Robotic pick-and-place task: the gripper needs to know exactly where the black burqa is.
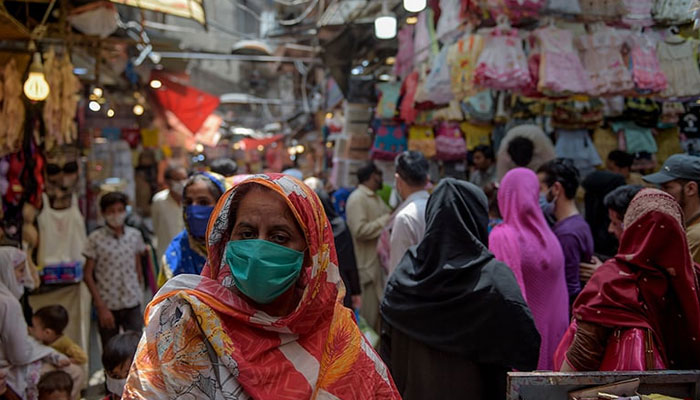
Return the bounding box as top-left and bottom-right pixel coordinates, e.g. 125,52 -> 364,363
380,179 -> 540,400
582,171 -> 626,258
316,189 -> 361,307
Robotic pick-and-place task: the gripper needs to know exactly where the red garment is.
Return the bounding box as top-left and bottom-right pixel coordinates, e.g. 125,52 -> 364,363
153,77 -> 220,134
400,71 -> 420,124
573,189 -> 700,368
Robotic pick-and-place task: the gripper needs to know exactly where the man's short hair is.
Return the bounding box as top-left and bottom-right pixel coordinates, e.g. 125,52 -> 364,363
209,158 -> 238,177
473,145 -> 495,161
537,158 -> 580,199
395,151 -> 429,187
608,150 -> 634,169
34,305 -> 69,335
99,191 -> 128,212
603,185 -> 644,217
356,162 -> 379,184
508,137 -> 534,167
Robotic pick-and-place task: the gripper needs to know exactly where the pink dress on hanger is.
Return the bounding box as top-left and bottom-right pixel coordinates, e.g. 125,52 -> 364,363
532,26 -> 591,95
576,26 -> 634,95
474,28 -> 531,90
628,33 -> 667,93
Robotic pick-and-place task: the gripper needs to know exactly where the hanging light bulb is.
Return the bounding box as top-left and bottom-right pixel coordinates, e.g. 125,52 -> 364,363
92,87 -> 104,98
375,0 -> 397,40
88,101 -> 101,112
403,0 -> 427,13
107,108 -> 115,118
133,104 -> 145,116
149,79 -> 162,89
23,47 -> 50,102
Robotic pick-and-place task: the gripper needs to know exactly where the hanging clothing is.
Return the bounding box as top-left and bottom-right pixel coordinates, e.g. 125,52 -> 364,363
610,121 -> 658,154
448,34 -> 485,99
653,0 -> 693,23
628,33 -> 668,92
546,0 -> 581,14
554,129 -> 603,178
563,189 -> 700,370
37,193 -> 87,268
474,28 -> 532,90
394,25 -> 415,79
657,35 -> 700,98
582,171 -> 627,258
532,26 -> 591,95
124,174 -> 400,399
381,179 -> 540,400
622,0 -> 654,26
576,26 -> 634,95
490,168 -> 569,370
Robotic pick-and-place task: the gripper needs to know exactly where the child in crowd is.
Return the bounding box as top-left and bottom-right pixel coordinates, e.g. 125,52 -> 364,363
37,371 -> 73,400
29,306 -> 87,365
101,331 -> 140,400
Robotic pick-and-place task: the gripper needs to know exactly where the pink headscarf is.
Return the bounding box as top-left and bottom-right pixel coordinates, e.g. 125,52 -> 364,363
489,168 -> 569,370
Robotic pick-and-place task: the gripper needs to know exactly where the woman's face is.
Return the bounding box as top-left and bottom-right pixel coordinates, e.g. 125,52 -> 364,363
14,262 -> 25,287
230,188 -> 306,252
185,181 -> 217,207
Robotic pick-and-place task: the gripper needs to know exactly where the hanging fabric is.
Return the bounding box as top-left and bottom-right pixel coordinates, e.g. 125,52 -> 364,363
375,82 -> 401,120
576,25 -> 634,96
394,26 -> 415,79
532,26 -> 591,96
657,35 -> 700,98
435,122 -> 467,161
370,120 -> 408,161
474,24 -> 532,90
448,33 -> 485,99
408,125 -> 437,158
423,45 -> 455,106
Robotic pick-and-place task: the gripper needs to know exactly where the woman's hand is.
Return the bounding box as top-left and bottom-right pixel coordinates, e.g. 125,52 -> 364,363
97,305 -> 116,330
580,256 -> 603,282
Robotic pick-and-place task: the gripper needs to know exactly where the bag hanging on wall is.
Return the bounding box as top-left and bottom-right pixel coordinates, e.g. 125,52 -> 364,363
370,121 -> 408,161
435,122 -> 467,161
408,125 -> 437,158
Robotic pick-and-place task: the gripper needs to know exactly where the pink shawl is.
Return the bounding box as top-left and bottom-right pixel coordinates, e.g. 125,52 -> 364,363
489,168 -> 569,370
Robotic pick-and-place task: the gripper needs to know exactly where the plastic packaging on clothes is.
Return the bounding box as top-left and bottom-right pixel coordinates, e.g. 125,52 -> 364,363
657,36 -> 700,99
423,45 -> 455,105
653,0 -> 693,23
394,26 -> 415,79
414,9 -> 439,66
576,26 -> 634,95
554,129 -> 603,178
532,26 -> 591,95
436,0 -> 463,41
474,28 -> 532,90
628,33 -> 667,92
435,122 -> 467,161
448,33 -> 485,99
408,125 -> 437,159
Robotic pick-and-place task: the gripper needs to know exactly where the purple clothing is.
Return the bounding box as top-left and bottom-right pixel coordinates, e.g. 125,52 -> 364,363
489,168 -> 569,370
553,214 -> 594,300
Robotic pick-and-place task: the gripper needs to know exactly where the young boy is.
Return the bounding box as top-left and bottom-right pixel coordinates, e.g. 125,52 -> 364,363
37,370 -> 73,400
102,331 -> 141,399
30,305 -> 87,365
83,192 -> 145,348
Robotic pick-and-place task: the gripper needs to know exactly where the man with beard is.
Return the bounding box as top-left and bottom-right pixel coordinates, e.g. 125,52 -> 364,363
644,154 -> 700,263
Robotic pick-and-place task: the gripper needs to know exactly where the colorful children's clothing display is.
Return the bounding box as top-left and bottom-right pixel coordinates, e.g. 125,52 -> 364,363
546,0 -> 581,15
578,0 -> 626,19
657,35 -> 700,98
532,26 -> 591,95
628,33 -> 668,93
653,0 -> 693,23
610,121 -> 658,154
576,25 -> 634,95
622,0 -> 654,26
448,33 -> 485,99
394,25 -> 415,79
474,28 -> 531,90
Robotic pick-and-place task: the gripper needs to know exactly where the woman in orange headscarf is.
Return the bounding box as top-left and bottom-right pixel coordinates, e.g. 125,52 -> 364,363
124,173 -> 399,399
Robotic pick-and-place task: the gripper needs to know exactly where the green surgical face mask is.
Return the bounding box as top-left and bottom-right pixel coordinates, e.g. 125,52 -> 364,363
225,239 -> 304,304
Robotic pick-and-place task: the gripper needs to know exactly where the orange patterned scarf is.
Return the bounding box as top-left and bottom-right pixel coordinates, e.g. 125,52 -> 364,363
124,174 -> 399,399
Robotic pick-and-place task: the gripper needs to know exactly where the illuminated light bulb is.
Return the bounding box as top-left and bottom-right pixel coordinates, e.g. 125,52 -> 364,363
406,16 -> 418,24
403,0 -> 427,13
133,104 -> 145,116
386,56 -> 396,65
92,87 -> 103,98
325,112 -> 333,119
257,145 -> 264,152
88,101 -> 101,112
107,109 -> 115,118
23,53 -> 50,101
375,14 -> 397,40
295,145 -> 305,153
149,79 -> 162,89
195,143 -> 204,153
326,142 -> 333,148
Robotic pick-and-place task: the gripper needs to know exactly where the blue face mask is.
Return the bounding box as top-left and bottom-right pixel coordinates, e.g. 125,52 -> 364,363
225,239 -> 304,304
539,192 -> 555,217
185,205 -> 214,238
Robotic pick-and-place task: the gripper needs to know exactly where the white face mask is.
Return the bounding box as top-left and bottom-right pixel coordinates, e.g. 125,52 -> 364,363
105,376 -> 126,396
105,212 -> 127,228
